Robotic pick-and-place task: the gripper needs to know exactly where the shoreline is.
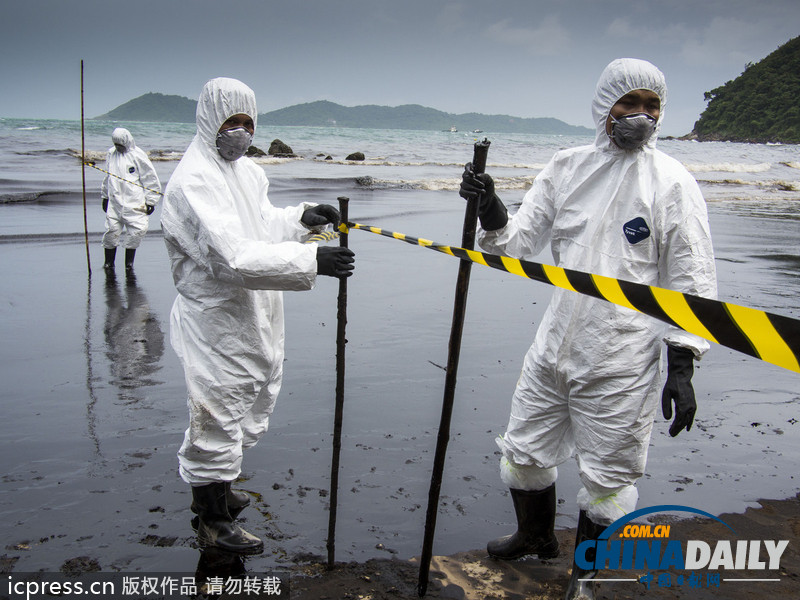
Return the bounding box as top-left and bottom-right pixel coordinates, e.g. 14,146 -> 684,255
288,493 -> 800,599
4,493 -> 799,598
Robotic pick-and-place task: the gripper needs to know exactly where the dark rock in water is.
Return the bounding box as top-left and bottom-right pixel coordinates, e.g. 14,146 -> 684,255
346,151 -> 365,161
325,155 -> 332,161
355,176 -> 374,187
268,139 -> 296,157
245,145 -> 266,157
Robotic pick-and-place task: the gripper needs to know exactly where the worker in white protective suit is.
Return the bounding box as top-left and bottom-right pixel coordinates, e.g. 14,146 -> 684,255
161,77 -> 354,554
460,59 -> 717,600
101,128 -> 162,273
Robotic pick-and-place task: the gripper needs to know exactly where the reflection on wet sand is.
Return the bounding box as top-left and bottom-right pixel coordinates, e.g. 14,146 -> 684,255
102,270 -> 164,400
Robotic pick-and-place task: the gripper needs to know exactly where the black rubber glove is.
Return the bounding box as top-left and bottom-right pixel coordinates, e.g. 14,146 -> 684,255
145,204 -> 155,215
102,198 -> 108,213
302,204 -> 341,228
458,163 -> 508,231
661,345 -> 696,437
316,246 -> 355,278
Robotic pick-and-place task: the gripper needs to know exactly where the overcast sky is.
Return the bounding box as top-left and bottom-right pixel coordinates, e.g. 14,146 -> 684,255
2,0 -> 797,136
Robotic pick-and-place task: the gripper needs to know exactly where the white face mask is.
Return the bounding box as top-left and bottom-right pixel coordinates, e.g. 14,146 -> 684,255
215,126 -> 253,161
608,112 -> 657,150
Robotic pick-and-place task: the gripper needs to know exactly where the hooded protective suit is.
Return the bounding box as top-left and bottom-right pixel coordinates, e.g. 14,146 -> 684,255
480,59 -> 717,524
161,77 -> 325,484
101,128 -> 161,249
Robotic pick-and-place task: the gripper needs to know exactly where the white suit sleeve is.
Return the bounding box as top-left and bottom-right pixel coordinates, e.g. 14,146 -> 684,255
478,160 -> 556,259
100,156 -> 110,200
163,182 -> 318,292
133,150 -> 162,207
657,176 -> 718,358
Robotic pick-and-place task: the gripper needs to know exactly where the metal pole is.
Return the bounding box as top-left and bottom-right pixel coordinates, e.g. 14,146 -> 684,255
417,140 -> 490,596
327,195 -> 350,569
80,60 -> 91,275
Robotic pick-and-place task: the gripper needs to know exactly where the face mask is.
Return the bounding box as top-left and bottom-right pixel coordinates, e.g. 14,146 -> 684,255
114,144 -> 126,153
216,126 -> 253,161
608,112 -> 657,150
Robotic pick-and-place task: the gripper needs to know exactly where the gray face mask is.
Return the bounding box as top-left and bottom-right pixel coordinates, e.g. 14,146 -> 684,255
609,112 -> 657,150
216,126 -> 253,161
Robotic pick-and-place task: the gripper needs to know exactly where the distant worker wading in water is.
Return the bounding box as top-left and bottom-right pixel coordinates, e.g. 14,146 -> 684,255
100,127 -> 162,274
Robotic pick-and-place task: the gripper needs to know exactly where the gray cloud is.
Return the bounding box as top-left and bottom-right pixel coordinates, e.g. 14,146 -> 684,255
1,0 -> 798,136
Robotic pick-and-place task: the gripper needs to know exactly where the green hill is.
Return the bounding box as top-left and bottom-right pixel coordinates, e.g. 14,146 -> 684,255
95,95 -> 592,136
95,92 -> 197,123
259,100 -> 592,135
692,36 -> 800,143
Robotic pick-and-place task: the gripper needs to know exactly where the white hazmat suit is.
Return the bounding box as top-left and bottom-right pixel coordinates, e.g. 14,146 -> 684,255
161,78 -> 326,484
101,128 -> 161,249
480,59 -> 717,524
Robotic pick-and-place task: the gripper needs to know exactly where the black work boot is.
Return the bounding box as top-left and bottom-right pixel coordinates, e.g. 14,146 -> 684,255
564,510 -> 606,600
487,485 -> 560,560
225,482 -> 252,519
103,248 -> 117,271
125,249 -> 136,271
191,482 -> 263,554
191,482 -> 251,520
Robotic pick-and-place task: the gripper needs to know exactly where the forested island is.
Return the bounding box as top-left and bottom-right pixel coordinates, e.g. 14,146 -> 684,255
692,35 -> 800,143
94,96 -> 592,136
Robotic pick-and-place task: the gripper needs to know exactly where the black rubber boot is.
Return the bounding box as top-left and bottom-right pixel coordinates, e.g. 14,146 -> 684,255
125,249 -> 136,271
564,510 -> 606,600
487,485 -> 560,560
191,482 -> 263,554
103,248 -> 117,271
191,482 -> 251,520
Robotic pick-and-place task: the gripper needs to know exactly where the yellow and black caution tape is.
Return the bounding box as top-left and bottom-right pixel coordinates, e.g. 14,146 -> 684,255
83,162 -> 164,197
305,230 -> 341,244
340,221 -> 800,374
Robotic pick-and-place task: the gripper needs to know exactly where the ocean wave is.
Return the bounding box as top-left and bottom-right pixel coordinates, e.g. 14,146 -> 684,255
781,161 -> 800,170
0,190 -> 68,204
354,174 -> 537,191
249,155 -> 304,165
52,144 -> 550,172
66,148 -> 107,162
18,148 -> 77,158
685,162 -> 772,174
148,150 -> 184,161
698,178 -> 798,192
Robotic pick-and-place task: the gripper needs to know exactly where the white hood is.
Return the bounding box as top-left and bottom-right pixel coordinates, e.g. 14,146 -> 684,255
111,127 -> 135,152
195,77 -> 258,152
591,58 -> 667,149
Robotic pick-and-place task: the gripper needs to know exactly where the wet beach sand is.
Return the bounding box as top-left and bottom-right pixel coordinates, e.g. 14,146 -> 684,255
1,188 -> 798,598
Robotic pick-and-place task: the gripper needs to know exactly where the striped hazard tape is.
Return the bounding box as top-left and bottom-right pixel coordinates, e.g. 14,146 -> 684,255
339,221 -> 800,374
305,230 -> 341,244
83,162 -> 164,197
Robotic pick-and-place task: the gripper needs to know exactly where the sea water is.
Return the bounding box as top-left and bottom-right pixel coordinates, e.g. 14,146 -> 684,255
0,117 -> 798,571
2,117 -> 799,213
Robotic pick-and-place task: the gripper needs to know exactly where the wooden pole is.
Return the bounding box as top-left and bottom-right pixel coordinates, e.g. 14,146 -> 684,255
417,140 -> 490,596
326,195 -> 350,569
80,60 -> 91,275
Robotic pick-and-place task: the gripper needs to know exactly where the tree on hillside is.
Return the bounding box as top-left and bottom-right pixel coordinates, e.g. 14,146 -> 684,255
692,36 -> 800,143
